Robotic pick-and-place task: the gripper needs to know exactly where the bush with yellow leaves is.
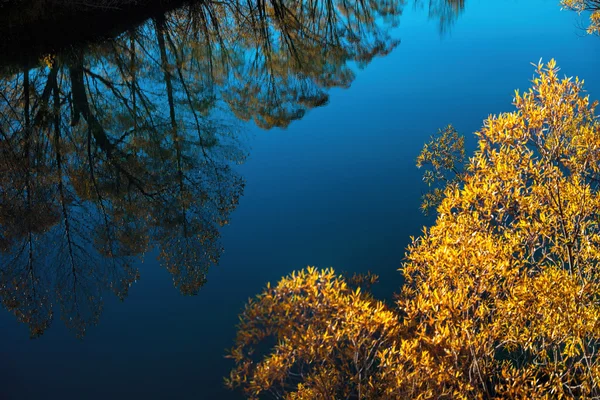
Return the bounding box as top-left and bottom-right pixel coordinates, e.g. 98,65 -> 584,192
227,60 -> 600,399
225,268 -> 404,399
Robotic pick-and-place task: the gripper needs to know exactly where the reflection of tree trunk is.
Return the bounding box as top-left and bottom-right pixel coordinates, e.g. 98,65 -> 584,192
23,67 -> 31,157
23,67 -> 31,202
87,122 -> 116,261
160,16 -> 226,207
34,65 -> 59,127
53,71 -> 79,296
68,49 -> 115,157
154,14 -> 177,129
22,67 -> 38,300
130,33 -> 137,131
155,14 -> 190,237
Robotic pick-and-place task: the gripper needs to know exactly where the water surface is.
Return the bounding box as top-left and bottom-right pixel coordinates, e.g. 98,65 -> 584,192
0,0 -> 599,398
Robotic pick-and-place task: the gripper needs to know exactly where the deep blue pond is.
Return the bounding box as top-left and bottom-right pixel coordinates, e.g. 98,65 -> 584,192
0,0 -> 599,398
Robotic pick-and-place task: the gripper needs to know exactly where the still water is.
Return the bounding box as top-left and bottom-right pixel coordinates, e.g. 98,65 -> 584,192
0,0 -> 599,398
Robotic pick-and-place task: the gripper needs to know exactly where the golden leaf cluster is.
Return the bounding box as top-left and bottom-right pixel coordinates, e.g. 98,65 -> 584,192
226,267 -> 403,399
227,60 -> 600,398
416,124 -> 465,214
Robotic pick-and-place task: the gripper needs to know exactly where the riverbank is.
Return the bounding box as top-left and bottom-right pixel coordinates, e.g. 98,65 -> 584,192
0,0 -> 188,68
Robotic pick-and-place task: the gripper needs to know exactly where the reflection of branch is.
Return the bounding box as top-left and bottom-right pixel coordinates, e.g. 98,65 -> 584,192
0,86 -> 22,124
82,67 -> 136,118
109,40 -> 160,129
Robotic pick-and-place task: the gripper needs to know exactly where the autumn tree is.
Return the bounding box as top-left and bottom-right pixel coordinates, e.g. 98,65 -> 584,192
401,59 -> 600,398
227,60 -> 600,398
226,267 -> 404,399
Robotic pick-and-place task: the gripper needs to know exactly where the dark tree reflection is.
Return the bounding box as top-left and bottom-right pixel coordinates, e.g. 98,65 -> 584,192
417,0 -> 465,34
0,0 -> 401,337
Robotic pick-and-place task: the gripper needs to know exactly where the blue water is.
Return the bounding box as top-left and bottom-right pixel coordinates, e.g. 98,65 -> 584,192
1,0 -> 599,399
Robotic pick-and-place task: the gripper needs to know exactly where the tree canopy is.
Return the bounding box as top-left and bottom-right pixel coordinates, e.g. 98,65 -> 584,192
227,60 -> 600,398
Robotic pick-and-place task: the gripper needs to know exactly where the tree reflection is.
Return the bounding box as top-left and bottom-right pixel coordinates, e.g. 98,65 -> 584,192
417,0 -> 465,34
0,0 -> 401,337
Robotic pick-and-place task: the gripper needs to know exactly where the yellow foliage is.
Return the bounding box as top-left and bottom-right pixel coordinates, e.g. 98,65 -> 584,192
225,267 -> 403,399
416,124 -> 466,214
403,59 -> 600,398
228,60 -> 600,398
